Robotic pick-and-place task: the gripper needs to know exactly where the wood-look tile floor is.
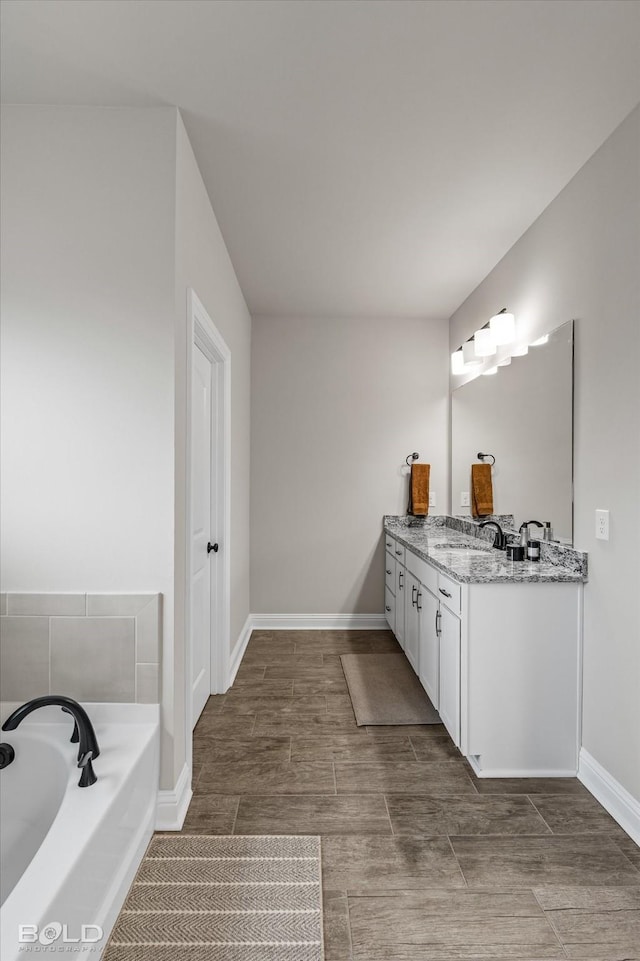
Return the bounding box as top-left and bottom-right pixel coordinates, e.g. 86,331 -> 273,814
183,630 -> 640,960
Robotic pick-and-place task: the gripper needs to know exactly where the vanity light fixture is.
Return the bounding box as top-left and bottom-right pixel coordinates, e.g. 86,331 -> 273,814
489,308 -> 516,345
482,366 -> 498,375
511,343 -> 529,357
473,326 -> 497,357
462,339 -> 483,367
451,348 -> 466,375
530,334 -> 549,346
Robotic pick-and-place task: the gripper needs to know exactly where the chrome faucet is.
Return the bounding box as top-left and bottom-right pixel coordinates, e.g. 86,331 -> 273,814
478,520 -> 507,550
2,695 -> 100,787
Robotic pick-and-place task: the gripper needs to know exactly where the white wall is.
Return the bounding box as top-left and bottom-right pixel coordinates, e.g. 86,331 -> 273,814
251,316 -> 449,615
449,106 -> 640,802
0,106 -> 176,595
0,104 -> 178,784
172,114 -> 252,784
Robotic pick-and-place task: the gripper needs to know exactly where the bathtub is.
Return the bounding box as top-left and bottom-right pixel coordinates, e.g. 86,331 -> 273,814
0,702 -> 159,961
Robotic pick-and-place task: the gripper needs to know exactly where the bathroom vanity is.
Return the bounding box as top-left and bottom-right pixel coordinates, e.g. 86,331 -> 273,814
384,516 -> 587,778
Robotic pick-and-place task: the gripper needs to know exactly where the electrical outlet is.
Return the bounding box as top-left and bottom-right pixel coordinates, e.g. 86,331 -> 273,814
460,492 -> 470,507
429,492 -> 436,507
595,509 -> 609,541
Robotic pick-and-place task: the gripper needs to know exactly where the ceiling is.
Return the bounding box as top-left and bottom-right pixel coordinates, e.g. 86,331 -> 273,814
2,0 -> 639,319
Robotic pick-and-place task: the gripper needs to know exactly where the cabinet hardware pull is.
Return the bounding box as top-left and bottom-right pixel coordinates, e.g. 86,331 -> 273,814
436,610 -> 441,636
398,572 -> 403,588
417,591 -> 422,612
386,569 -> 392,575
439,587 -> 452,598
395,549 -> 402,556
385,606 -> 391,612
411,585 -> 417,606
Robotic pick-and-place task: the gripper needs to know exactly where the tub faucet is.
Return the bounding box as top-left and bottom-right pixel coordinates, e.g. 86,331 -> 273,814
478,520 -> 507,550
2,695 -> 100,787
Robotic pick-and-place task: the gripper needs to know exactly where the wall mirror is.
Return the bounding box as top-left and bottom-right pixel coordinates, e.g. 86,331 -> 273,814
451,320 -> 574,544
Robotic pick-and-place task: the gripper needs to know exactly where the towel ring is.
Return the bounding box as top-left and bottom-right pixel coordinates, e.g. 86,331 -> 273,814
405,452 -> 420,467
477,452 -> 496,466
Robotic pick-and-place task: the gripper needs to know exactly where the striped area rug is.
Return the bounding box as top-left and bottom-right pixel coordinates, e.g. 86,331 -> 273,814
103,835 -> 324,961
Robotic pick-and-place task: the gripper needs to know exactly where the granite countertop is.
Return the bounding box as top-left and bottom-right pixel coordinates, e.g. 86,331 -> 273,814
384,515 -> 587,585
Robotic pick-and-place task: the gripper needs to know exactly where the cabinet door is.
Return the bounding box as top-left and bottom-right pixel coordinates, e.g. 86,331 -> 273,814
418,588 -> 439,709
384,586 -> 395,634
439,604 -> 461,747
404,573 -> 419,673
395,564 -> 406,650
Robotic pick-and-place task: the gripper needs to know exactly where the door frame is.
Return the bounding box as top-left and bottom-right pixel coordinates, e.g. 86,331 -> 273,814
185,289 -> 231,753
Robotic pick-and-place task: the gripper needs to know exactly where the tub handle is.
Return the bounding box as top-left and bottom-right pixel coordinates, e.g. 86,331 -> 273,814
78,750 -> 98,788
0,742 -> 15,769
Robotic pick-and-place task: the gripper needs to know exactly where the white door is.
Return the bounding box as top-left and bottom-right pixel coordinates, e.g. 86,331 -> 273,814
404,574 -> 419,674
419,587 -> 440,709
190,343 -> 216,726
395,563 -> 406,650
439,604 -> 461,746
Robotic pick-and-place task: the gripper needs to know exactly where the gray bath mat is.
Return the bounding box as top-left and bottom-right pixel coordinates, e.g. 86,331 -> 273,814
104,835 -> 323,961
341,652 -> 441,726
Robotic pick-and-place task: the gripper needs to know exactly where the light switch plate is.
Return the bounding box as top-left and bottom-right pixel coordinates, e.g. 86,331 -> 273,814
595,509 -> 609,541
429,492 -> 436,507
460,492 -> 470,507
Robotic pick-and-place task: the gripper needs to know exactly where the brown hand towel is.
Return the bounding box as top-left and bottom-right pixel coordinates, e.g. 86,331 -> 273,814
471,462 -> 494,517
408,463 -> 430,516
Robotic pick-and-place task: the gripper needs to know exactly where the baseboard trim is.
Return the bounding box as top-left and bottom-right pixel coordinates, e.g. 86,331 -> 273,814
578,748 -> 640,845
251,613 -> 388,630
228,613 -> 254,687
468,755 -> 577,779
155,762 -> 192,832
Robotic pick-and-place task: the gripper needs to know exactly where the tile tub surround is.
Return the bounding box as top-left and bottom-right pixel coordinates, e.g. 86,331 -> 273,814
180,629 -> 640,961
384,514 -> 588,582
0,593 -> 161,703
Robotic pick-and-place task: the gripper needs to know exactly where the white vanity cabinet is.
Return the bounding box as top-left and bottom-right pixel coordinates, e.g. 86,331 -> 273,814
384,531 -> 583,777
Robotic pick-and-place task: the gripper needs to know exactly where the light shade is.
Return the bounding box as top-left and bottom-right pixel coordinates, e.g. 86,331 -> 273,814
451,349 -> 465,375
482,366 -> 498,376
473,327 -> 497,357
462,340 -> 482,367
530,334 -> 549,346
511,343 -> 529,357
497,356 -> 512,367
490,310 -> 516,345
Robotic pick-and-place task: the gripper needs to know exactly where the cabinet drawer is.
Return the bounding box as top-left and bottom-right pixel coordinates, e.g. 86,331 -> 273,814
406,549 -> 437,594
385,554 -> 396,593
384,534 -> 396,554
392,541 -> 406,565
384,586 -> 395,633
437,572 -> 462,615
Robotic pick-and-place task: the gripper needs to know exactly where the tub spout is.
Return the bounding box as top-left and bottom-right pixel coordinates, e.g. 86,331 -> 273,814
2,696 -> 100,787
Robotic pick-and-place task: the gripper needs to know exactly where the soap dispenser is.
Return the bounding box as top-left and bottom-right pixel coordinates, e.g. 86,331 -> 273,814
543,522 -> 553,542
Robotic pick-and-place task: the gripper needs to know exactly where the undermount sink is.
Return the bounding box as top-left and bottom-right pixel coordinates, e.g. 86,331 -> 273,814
433,542 -> 492,555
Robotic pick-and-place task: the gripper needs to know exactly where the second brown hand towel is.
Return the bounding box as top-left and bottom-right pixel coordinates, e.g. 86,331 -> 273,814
408,463 -> 430,516
471,462 -> 494,517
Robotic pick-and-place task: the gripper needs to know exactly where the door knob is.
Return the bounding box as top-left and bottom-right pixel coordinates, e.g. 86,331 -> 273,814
207,542 -> 219,554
